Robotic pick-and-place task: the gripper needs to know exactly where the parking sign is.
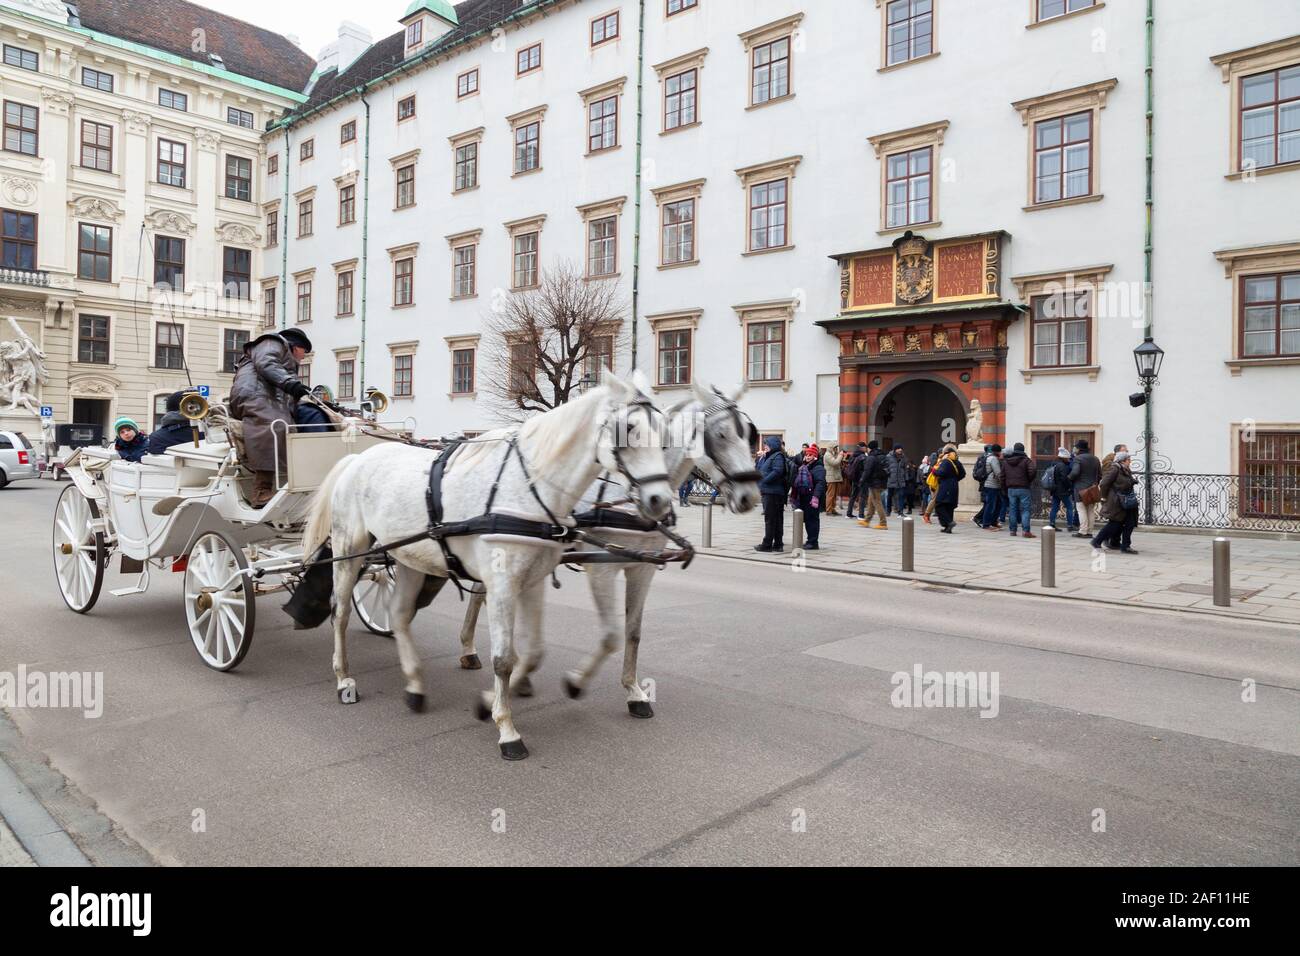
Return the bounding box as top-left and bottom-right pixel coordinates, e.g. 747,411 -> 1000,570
40,405 -> 53,418
196,385 -> 210,398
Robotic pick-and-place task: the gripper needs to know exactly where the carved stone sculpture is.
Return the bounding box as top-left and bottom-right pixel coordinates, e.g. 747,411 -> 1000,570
0,316 -> 47,415
965,398 -> 983,445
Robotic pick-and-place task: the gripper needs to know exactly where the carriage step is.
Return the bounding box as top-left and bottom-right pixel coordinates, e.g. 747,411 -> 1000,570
109,569 -> 151,597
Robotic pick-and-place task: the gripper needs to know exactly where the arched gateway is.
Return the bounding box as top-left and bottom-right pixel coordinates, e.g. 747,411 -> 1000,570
817,230 -> 1021,453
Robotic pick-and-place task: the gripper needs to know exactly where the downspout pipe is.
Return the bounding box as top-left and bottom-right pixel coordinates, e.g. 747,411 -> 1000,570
1143,0 -> 1155,522
280,126 -> 291,329
360,94 -> 372,393
630,0 -> 646,371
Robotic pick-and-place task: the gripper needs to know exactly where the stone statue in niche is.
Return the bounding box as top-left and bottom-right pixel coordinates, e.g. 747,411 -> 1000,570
0,316 -> 47,415
965,399 -> 983,445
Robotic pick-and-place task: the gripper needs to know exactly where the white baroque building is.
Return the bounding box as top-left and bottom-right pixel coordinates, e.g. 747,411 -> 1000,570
0,0 -> 311,435
267,0 -> 1298,491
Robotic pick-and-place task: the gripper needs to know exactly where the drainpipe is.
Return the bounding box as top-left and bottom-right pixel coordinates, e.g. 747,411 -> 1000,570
280,127 -> 291,329
360,93 -> 372,392
630,0 -> 646,371
1143,0 -> 1155,518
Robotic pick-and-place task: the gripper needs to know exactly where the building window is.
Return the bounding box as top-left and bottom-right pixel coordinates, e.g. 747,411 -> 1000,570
267,210 -> 279,247
513,233 -> 539,289
1034,111 -> 1092,203
3,45 -> 38,71
517,43 -> 542,76
398,95 -> 416,121
3,101 -> 38,156
658,328 -> 691,386
508,341 -> 535,399
885,147 -> 932,228
268,154 -> 279,176
405,20 -> 422,51
297,280 -> 313,322
338,358 -> 355,399
664,69 -> 697,130
263,287 -> 276,327
458,68 -> 479,98
82,67 -> 113,93
587,217 -> 617,277
227,106 -> 254,129
667,0 -> 698,14
661,198 -> 696,265
222,247 -> 251,300
1,209 -> 36,270
455,142 -> 478,191
153,236 -> 185,291
1241,432 -> 1300,519
295,362 -> 311,388
80,120 -> 113,172
300,138 -> 315,161
749,179 -> 788,251
225,155 -> 253,201
298,198 -> 314,236
1241,272 -> 1300,357
78,315 -> 110,364
337,270 -> 355,316
395,165 -> 415,208
746,321 -> 784,381
885,0 -> 934,67
1031,291 -> 1091,367
588,95 -> 618,152
339,183 -> 356,224
452,348 -> 475,394
592,11 -> 619,46
453,244 -> 476,297
394,258 -> 414,306
77,224 -> 112,282
393,354 -> 413,397
514,121 -> 540,173
159,89 -> 187,111
1036,0 -> 1097,22
1241,66 -> 1300,171
157,139 -> 186,187
751,37 -> 790,106
155,322 -> 184,369
340,120 -> 357,143
584,335 -> 613,379
222,328 -> 250,373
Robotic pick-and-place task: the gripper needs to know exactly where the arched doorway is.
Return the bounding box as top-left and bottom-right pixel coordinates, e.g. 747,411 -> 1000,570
872,377 -> 965,459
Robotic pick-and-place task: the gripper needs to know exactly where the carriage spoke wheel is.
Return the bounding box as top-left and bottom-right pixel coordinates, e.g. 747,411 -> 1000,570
184,531 -> 256,672
353,562 -> 396,638
52,484 -> 106,614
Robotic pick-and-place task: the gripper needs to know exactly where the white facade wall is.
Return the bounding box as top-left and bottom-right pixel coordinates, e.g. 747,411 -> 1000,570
268,0 -> 1300,473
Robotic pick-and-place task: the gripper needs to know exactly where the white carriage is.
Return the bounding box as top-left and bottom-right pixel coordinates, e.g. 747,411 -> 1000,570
52,412 -> 402,671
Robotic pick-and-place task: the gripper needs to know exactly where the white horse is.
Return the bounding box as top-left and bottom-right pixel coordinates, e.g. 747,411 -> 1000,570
460,383 -> 761,717
301,374 -> 673,760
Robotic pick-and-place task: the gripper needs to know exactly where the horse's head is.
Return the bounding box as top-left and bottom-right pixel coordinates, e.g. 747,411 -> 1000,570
595,370 -> 674,522
683,383 -> 760,514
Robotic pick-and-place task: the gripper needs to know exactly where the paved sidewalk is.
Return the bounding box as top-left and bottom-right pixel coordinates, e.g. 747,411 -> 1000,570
689,504 -> 1300,625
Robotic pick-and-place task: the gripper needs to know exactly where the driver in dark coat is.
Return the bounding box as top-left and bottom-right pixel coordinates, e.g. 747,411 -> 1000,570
228,327 -> 312,506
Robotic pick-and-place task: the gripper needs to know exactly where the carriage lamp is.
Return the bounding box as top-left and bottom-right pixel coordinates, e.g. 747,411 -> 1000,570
1133,337 -> 1164,385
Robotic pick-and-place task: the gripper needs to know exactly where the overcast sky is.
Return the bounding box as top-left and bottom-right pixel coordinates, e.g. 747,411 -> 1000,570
204,0 -> 406,62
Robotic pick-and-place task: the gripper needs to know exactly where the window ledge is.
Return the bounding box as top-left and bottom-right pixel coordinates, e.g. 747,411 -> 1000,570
513,166 -> 544,179
585,272 -> 621,282
1023,193 -> 1103,212
1027,2 -> 1105,29
450,293 -> 479,302
746,378 -> 793,391
1225,161 -> 1300,181
393,205 -> 417,212
1226,356 -> 1300,375
658,259 -> 700,271
743,245 -> 794,258
746,93 -> 795,112
70,362 -> 116,370
661,122 -> 701,136
652,382 -> 691,392
336,313 -> 355,319
586,145 -> 623,157
449,391 -> 477,399
453,185 -> 481,195
1021,364 -> 1100,383
878,220 -> 942,236
392,303 -> 416,310
878,51 -> 940,74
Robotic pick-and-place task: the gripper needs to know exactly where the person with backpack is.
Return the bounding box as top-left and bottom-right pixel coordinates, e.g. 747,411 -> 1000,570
971,444 -> 991,526
980,444 -> 1004,530
857,440 -> 891,530
844,442 -> 868,519
789,444 -> 827,550
1069,439 -> 1103,539
884,446 -> 908,516
755,436 -> 789,552
1044,447 -> 1078,532
1090,450 -> 1140,554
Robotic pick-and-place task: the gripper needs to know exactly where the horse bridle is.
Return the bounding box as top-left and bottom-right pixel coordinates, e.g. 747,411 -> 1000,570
698,389 -> 762,490
602,398 -> 672,494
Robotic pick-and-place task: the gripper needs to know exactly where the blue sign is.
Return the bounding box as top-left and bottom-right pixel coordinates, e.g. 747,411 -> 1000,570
196,385 -> 210,398
40,405 -> 53,418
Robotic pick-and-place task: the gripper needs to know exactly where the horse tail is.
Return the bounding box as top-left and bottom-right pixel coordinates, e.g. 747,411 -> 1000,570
302,454 -> 355,558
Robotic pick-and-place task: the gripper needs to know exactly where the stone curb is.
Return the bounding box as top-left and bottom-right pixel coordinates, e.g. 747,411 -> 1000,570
0,753 -> 92,867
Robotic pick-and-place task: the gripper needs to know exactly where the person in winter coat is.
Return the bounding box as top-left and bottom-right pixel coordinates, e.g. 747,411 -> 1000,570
933,446 -> 966,532
972,444 -> 992,526
1069,439 -> 1103,539
916,455 -> 933,515
1090,450 -> 1140,553
147,390 -> 205,455
755,435 -> 788,552
823,444 -> 844,515
980,445 -> 1003,530
228,327 -> 313,506
844,442 -> 868,518
884,446 -> 908,516
112,417 -> 148,462
1000,442 -> 1038,538
857,440 -> 891,530
789,444 -> 828,550
1045,447 -> 1078,531
903,458 -> 919,514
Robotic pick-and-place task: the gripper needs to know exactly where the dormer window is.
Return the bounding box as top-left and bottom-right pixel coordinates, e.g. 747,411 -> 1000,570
405,21 -> 423,53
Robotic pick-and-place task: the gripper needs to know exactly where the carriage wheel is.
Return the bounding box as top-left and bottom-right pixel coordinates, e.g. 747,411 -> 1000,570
353,562 -> 396,638
184,531 -> 256,672
52,483 -> 105,614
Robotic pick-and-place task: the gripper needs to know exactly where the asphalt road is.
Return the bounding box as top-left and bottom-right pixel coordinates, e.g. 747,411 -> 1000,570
1,479 -> 1297,865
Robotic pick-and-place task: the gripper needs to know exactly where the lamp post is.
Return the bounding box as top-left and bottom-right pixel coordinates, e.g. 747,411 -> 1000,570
576,371 -> 597,396
1131,336 -> 1165,524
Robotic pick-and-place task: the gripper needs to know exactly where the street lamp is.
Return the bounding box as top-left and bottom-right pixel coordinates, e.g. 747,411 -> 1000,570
1130,336 -> 1164,524
1133,336 -> 1164,383
576,371 -> 597,395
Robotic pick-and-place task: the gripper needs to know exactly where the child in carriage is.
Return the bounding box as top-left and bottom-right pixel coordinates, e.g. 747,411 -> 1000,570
112,417 -> 149,463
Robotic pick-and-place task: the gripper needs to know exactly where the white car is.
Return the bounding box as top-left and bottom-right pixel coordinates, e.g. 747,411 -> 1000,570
0,430 -> 37,488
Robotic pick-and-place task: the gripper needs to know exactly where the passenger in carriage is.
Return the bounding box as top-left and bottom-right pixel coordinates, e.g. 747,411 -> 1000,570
294,385 -> 335,434
146,390 -> 206,454
112,417 -> 149,463
227,327 -> 313,508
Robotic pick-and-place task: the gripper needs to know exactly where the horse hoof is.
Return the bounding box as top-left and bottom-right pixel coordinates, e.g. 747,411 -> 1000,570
562,674 -> 584,699
405,691 -> 425,713
459,654 -> 482,670
627,700 -> 654,719
499,739 -> 529,761
474,694 -> 492,721
514,675 -> 534,698
337,682 -> 359,705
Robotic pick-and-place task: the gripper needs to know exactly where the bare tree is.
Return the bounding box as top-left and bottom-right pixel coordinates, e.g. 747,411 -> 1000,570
480,259 -> 629,422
